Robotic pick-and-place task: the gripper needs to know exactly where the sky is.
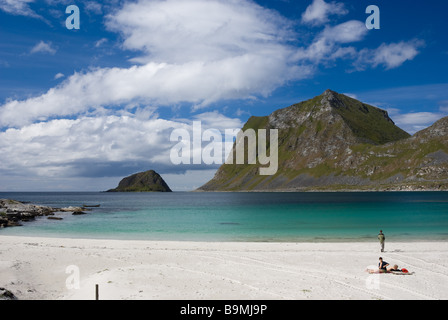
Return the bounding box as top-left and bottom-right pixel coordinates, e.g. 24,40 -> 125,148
0,0 -> 447,191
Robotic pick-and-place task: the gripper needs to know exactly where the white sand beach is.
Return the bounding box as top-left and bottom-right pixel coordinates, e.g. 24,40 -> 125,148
1,235 -> 447,300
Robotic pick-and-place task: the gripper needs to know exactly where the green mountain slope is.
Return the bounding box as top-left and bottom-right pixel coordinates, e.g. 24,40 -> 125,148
199,90 -> 448,191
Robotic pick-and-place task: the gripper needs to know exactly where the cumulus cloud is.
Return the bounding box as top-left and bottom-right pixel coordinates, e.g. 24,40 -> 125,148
301,0 -> 347,26
372,41 -> 424,69
321,20 -> 368,44
30,40 -> 57,55
0,0 -> 425,128
0,58 -> 311,127
107,0 -> 293,63
295,21 -> 423,72
294,20 -> 366,64
0,111 -> 243,180
0,0 -> 311,128
384,106 -> 447,134
393,111 -> 447,134
355,40 -> 424,70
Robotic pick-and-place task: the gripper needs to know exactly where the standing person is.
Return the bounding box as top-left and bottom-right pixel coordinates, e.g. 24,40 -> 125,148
378,230 -> 385,252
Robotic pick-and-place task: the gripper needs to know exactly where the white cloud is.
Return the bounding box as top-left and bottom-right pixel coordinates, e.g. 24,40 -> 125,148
294,20 -> 366,64
0,0 -> 425,129
30,41 -> 57,55
397,112 -> 443,126
0,0 -> 311,128
54,72 -> 64,80
321,20 -> 368,43
162,169 -> 218,191
0,57 -> 312,127
390,111 -> 447,134
0,0 -> 40,18
94,38 -> 108,48
355,40 -> 424,70
235,108 -> 251,117
301,0 -> 347,26
0,112 -> 243,181
106,0 -> 293,64
84,1 -> 102,14
295,19 -> 423,73
371,40 -> 424,69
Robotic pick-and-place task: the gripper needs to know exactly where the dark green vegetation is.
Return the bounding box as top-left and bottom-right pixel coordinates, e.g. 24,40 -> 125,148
199,90 -> 448,191
107,170 -> 172,192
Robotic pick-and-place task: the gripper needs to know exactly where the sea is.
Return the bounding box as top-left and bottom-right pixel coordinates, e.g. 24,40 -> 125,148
1,192 -> 447,242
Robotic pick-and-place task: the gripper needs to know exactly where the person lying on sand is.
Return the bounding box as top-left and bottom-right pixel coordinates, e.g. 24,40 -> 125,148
366,259 -> 411,274
388,264 -> 400,272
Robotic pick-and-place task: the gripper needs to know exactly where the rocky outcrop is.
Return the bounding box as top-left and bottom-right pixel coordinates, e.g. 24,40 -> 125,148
0,287 -> 17,300
0,199 -> 93,228
107,170 -> 172,192
199,90 -> 448,191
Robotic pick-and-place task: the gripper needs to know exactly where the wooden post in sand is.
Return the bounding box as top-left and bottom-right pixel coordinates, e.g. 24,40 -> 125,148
95,284 -> 99,300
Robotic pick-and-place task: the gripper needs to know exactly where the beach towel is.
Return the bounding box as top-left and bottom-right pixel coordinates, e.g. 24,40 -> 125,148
390,268 -> 414,275
366,267 -> 414,275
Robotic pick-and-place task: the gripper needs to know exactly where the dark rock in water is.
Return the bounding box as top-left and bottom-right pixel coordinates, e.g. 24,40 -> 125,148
0,217 -> 9,228
107,170 -> 172,192
72,211 -> 87,215
0,287 -> 17,300
48,216 -> 63,220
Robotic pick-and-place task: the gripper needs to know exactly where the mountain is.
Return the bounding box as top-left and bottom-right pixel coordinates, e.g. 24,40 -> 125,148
199,90 -> 448,191
107,170 -> 172,192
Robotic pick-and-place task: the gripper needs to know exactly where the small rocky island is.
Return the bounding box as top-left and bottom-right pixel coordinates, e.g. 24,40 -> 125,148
106,170 -> 172,192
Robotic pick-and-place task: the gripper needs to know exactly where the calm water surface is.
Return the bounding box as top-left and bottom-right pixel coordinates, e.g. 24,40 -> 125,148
1,192 -> 447,242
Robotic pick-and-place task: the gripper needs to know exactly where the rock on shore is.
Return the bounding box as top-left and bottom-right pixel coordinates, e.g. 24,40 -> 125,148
0,199 -> 89,228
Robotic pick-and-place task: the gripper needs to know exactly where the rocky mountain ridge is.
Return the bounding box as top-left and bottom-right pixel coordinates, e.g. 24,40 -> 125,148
199,90 -> 448,191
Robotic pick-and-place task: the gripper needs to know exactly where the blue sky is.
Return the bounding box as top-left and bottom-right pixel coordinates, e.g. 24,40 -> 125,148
0,0 -> 447,191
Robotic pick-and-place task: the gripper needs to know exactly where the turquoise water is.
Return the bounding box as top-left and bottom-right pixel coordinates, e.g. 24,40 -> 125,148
1,192 -> 447,242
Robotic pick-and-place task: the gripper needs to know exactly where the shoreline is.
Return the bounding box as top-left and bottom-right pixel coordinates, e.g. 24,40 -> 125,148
1,235 -> 448,300
193,188 -> 448,193
2,231 -> 448,243
2,190 -> 448,193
